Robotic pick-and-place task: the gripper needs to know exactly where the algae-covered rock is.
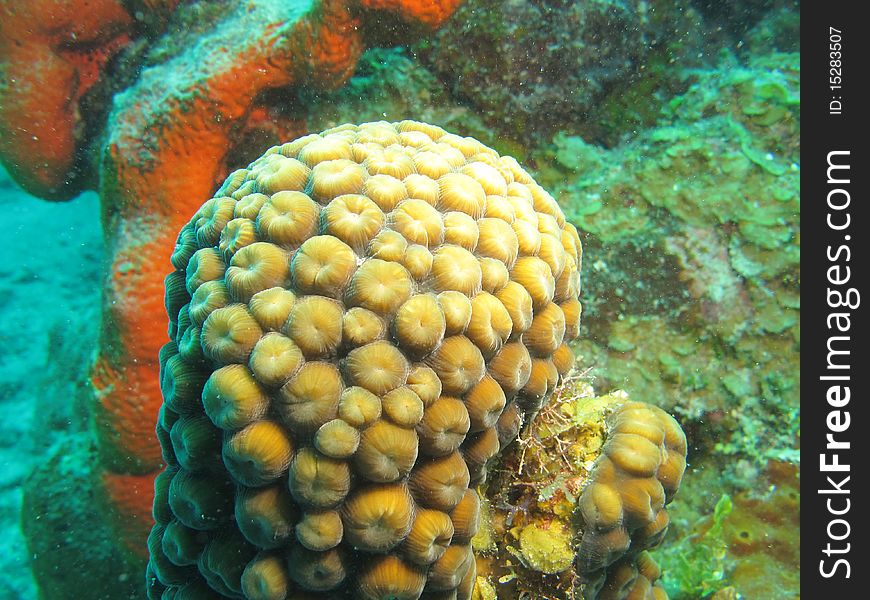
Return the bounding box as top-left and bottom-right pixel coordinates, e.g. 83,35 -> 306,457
419,0 -> 706,143
543,53 -> 799,461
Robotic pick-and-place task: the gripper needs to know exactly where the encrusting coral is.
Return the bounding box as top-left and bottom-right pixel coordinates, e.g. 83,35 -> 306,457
148,121 -> 686,600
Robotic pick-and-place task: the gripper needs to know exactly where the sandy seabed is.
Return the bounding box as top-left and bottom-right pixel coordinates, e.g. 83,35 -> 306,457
0,168 -> 104,598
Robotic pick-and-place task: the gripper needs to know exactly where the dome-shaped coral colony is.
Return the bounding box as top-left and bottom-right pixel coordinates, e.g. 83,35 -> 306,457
149,119 -> 587,599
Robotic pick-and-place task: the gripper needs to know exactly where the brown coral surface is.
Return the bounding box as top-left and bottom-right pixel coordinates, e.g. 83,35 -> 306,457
148,121 -> 584,599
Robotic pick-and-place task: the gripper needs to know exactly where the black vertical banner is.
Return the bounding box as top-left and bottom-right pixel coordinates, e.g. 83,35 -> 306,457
804,3 -> 869,596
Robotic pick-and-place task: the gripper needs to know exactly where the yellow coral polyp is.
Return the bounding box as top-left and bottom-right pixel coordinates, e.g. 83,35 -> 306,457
402,244 -> 434,280
200,304 -> 263,365
185,247 -> 226,295
225,242 -> 290,303
412,150 -> 453,180
479,257 -> 511,294
427,543 -> 475,591
284,295 -> 344,358
277,361 -> 343,435
346,258 -> 413,315
405,364 -> 442,407
461,428 -> 500,480
438,290 -> 473,336
248,332 -> 303,388
466,292 -> 513,358
364,145 -> 416,179
426,335 -> 486,396
483,194 -> 517,223
364,174 -> 408,212
358,122 -> 400,146
487,341 -> 532,396
443,211 -> 480,251
202,364 -> 269,430
401,508 -> 454,565
356,555 -> 426,600
321,193 -> 385,253
437,173 -> 486,219
310,158 -> 368,202
538,233 -> 567,280
345,340 -> 409,395
314,418 -> 361,459
235,484 -> 297,549
393,293 -> 447,357
338,386 -> 382,428
354,420 -> 419,483
297,136 -> 353,166
290,235 -> 357,298
287,447 -> 351,509
248,286 -> 296,331
257,156 -> 311,197
511,256 -> 555,310
450,489 -> 481,543
416,395 -> 470,457
219,217 -> 258,261
398,130 -> 434,148
577,401 -> 688,597
403,173 -> 440,205
464,374 -> 507,432
256,190 -> 320,249
194,197 -> 235,247
552,342 -> 576,377
342,306 -> 386,348
432,245 -> 483,296
429,142 -> 466,168
222,420 -> 294,486
369,228 -> 409,262
189,280 -> 230,327
382,387 -> 425,428
461,161 -> 508,196
512,219 -> 543,257
234,192 -> 269,221
409,452 -> 470,511
240,552 -> 290,600
389,198 -> 445,247
342,484 -> 415,552
295,509 -> 344,551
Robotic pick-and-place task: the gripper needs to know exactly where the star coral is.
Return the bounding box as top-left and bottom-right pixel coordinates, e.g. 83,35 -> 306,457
146,123 -> 689,599
149,120 -> 586,598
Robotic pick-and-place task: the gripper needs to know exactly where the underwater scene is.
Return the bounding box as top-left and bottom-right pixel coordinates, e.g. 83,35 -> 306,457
0,1 -> 799,598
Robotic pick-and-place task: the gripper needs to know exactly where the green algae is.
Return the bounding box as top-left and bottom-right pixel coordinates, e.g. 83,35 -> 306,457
658,494 -> 733,598
540,52 -> 801,482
